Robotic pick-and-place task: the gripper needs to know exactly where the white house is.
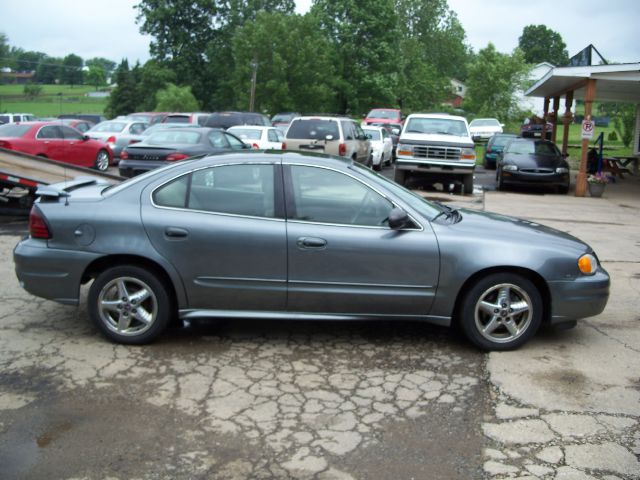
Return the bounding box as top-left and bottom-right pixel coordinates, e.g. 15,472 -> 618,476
516,62 -> 555,115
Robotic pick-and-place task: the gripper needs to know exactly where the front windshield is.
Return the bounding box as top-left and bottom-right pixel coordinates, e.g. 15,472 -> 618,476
368,109 -> 398,119
470,119 -> 500,127
351,163 -> 442,220
405,117 -> 468,136
229,128 -> 261,140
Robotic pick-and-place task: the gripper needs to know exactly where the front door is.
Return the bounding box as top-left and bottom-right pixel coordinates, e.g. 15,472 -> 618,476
285,164 -> 439,316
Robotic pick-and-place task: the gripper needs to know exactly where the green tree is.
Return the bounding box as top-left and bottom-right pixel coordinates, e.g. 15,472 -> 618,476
230,11 -> 337,113
85,57 -> 116,78
86,65 -> 107,90
0,33 -> 10,68
464,44 -> 530,121
16,50 -> 46,71
136,60 -> 177,111
61,54 -> 84,85
155,82 -> 199,111
311,0 -> 400,114
35,56 -> 62,83
518,25 -> 569,66
105,59 -> 139,117
23,82 -> 42,99
611,104 -> 636,148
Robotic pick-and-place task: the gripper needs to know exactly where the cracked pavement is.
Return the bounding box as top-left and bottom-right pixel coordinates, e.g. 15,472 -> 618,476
1,181 -> 639,479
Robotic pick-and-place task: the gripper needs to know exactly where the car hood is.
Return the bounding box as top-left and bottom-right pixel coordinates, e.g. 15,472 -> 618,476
400,132 -> 473,146
503,154 -> 566,168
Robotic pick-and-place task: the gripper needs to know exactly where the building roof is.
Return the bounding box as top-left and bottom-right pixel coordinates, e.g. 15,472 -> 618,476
525,63 -> 640,102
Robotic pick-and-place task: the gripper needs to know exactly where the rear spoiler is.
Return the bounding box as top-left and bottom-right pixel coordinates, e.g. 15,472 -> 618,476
36,176 -> 112,199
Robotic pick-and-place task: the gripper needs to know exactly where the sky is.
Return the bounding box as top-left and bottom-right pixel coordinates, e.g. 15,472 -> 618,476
2,0 -> 639,66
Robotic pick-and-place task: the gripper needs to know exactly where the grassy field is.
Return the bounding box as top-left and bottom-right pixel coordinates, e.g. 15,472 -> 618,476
0,84 -> 107,117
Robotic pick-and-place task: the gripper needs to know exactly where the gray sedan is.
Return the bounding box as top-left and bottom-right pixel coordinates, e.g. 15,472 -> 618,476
13,152 -> 610,350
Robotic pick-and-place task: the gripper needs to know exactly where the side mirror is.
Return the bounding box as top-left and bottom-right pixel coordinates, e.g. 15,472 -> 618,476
388,207 -> 411,230
242,143 -> 252,149
391,128 -> 400,135
83,135 -> 90,141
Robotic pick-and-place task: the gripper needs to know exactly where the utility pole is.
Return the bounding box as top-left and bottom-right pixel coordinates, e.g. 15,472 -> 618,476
249,59 -> 258,112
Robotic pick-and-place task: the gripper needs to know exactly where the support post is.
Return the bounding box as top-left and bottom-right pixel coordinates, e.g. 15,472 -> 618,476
561,91 -> 574,156
575,79 -> 597,197
551,96 -> 560,143
541,98 -> 550,139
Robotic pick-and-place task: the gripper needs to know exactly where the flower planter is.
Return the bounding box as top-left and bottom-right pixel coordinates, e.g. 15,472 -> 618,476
588,182 -> 606,198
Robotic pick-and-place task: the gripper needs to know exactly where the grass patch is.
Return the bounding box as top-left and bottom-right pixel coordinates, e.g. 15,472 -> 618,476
0,84 -> 107,117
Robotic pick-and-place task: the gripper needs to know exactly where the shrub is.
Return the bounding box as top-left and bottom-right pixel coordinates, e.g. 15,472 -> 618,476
607,131 -> 618,142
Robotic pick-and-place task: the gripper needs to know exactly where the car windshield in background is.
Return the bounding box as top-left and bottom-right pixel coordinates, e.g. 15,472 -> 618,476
93,122 -> 127,133
230,128 -> 261,140
287,119 -> 340,139
363,129 -> 381,140
147,131 -> 201,145
368,109 -> 397,119
0,124 -> 30,137
507,141 -> 558,156
405,118 -> 467,136
470,119 -> 500,127
272,114 -> 295,123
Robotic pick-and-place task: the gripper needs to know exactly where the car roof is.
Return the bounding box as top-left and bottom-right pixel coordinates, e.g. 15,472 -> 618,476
406,113 -> 467,121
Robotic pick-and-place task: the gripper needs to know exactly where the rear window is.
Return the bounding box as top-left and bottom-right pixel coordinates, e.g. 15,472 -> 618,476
147,131 -> 201,145
164,115 -> 190,124
286,119 -> 339,140
206,113 -> 243,129
93,121 -> 126,133
367,109 -> 399,120
229,128 -> 261,140
0,124 -> 31,137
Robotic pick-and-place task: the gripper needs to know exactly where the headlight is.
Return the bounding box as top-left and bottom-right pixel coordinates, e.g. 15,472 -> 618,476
503,164 -> 518,171
397,144 -> 413,156
578,253 -> 598,275
461,147 -> 476,160
556,167 -> 569,174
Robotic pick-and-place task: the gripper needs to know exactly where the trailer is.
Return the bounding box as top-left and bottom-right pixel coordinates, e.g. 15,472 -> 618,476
0,147 -> 123,214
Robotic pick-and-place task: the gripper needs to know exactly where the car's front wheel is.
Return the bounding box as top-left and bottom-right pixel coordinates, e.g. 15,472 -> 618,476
94,149 -> 110,171
462,174 -> 474,194
459,273 -> 543,350
88,265 -> 173,344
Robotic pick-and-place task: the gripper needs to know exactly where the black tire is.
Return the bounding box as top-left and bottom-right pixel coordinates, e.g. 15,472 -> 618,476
462,174 -> 474,194
458,273 -> 543,351
373,161 -> 382,171
557,183 -> 569,194
94,149 -> 110,172
88,265 -> 173,344
496,168 -> 505,191
394,168 -> 407,186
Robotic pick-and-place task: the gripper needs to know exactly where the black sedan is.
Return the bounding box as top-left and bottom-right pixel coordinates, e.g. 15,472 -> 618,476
118,127 -> 251,177
497,138 -> 571,194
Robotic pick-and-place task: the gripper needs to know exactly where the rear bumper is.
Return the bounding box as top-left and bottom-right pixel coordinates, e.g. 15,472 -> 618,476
548,268 -> 610,324
14,239 -> 101,305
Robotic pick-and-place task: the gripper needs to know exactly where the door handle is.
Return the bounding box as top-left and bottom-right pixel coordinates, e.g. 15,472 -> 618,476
165,227 -> 189,238
297,237 -> 327,249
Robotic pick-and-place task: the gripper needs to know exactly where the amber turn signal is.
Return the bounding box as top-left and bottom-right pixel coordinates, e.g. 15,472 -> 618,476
578,254 -> 597,275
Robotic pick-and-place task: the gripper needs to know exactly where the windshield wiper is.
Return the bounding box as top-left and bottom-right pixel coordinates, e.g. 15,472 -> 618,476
432,201 -> 461,222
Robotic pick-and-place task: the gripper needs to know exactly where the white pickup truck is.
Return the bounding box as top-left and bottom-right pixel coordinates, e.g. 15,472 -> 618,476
394,113 -> 476,194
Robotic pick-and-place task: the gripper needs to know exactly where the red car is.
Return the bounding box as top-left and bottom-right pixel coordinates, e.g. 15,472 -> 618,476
364,108 -> 403,126
0,121 -> 113,171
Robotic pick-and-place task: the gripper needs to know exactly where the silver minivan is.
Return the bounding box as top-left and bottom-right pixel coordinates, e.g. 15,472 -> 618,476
0,113 -> 36,124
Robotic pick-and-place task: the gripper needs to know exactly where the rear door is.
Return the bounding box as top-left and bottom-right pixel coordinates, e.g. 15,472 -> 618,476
35,125 -> 65,160
284,164 -> 439,316
141,160 -> 287,311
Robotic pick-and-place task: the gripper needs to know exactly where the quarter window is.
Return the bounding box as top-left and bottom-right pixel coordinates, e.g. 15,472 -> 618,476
289,166 -> 393,227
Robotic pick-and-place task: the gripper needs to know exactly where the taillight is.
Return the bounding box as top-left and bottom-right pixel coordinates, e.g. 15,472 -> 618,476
29,207 -> 51,239
252,143 -> 259,149
106,136 -> 116,147
120,150 -> 129,160
339,143 -> 346,156
166,153 -> 190,162
282,142 -> 287,150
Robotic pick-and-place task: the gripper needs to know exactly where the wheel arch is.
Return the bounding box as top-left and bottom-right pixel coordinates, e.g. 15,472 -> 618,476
452,266 -> 551,325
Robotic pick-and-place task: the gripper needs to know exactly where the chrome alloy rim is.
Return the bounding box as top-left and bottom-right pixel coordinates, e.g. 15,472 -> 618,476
96,151 -> 110,171
474,283 -> 533,344
97,277 -> 157,336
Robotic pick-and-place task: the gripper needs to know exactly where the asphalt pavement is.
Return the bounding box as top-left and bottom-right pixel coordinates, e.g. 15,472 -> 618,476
0,165 -> 638,479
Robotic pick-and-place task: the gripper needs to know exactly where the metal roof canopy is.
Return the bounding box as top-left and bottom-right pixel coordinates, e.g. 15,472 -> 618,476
525,63 -> 640,102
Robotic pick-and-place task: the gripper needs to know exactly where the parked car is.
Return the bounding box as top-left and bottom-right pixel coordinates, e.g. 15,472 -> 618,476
0,113 -> 36,124
0,121 -> 112,170
15,151 -> 610,350
227,126 -> 284,149
126,112 -> 170,125
496,138 -> 570,193
161,113 -> 211,126
284,115 -> 372,165
58,114 -> 106,125
58,118 -> 95,133
86,120 -> 150,159
271,112 -> 301,132
364,108 -> 403,126
205,111 -> 271,129
483,133 -> 518,169
362,125 -> 393,170
367,122 -> 401,160
395,113 -> 476,193
520,116 -> 553,139
118,127 -> 250,177
469,118 -> 503,142
114,123 -> 202,154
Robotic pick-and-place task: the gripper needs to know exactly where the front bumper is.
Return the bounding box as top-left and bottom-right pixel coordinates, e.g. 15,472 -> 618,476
501,170 -> 569,187
14,239 -> 101,306
396,157 -> 476,175
548,268 -> 610,324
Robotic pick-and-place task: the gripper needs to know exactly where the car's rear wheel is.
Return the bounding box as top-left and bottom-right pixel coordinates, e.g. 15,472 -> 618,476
94,149 -> 110,171
459,273 -> 542,351
88,265 -> 172,344
394,168 -> 407,186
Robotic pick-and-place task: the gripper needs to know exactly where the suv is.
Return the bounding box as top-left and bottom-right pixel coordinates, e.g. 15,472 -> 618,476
204,111 -> 271,129
395,113 -> 476,193
284,115 -> 372,165
0,113 -> 36,124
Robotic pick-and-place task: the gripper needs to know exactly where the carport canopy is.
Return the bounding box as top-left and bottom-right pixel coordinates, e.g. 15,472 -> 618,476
525,63 -> 640,196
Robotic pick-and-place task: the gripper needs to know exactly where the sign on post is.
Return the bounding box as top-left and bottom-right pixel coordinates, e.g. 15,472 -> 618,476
581,119 -> 595,139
